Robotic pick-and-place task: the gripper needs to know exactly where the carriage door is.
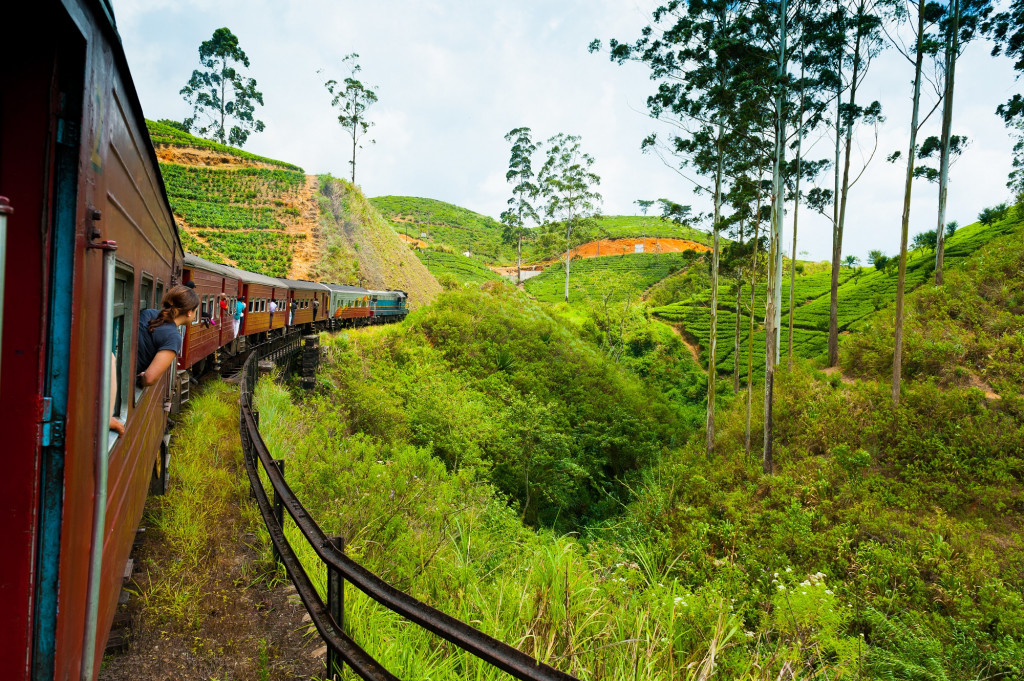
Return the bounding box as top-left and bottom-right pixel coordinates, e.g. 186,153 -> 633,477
33,19 -> 86,681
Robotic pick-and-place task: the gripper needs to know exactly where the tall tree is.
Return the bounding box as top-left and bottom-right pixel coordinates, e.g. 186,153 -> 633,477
322,54 -> 378,185
594,0 -> 771,458
989,1 -> 1024,196
889,1 -> 943,405
538,133 -> 602,304
931,0 -> 993,283
180,27 -> 265,147
823,0 -> 886,368
500,127 -> 541,286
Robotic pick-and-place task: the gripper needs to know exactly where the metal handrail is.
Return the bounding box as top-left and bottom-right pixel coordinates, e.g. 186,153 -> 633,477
238,333 -> 582,681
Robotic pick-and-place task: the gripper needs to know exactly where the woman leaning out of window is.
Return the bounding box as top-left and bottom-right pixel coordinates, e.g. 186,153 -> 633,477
138,284 -> 199,387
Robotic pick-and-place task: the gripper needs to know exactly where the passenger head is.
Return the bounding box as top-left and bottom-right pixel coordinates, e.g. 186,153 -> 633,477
148,284 -> 199,331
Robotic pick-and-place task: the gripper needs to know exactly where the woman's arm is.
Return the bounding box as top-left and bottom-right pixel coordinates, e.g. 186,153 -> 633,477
138,348 -> 177,387
109,352 -> 125,435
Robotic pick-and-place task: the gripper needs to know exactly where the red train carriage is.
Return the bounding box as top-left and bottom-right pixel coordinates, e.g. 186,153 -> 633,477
1,1 -> 182,679
221,266 -> 285,340
181,254 -> 239,372
282,279 -> 330,327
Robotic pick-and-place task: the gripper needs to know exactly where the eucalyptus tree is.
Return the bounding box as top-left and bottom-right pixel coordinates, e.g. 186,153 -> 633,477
593,0 -> 772,458
537,133 -> 602,304
930,0 -> 993,283
499,127 -> 541,286
815,0 -> 888,368
321,53 -> 378,185
887,0 -> 944,406
989,2 -> 1024,196
180,27 -> 265,147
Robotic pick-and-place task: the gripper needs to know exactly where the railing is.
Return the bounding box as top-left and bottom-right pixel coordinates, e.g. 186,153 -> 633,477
238,333 -> 582,681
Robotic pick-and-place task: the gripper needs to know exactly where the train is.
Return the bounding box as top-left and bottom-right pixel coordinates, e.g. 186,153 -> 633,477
0,2 -> 407,679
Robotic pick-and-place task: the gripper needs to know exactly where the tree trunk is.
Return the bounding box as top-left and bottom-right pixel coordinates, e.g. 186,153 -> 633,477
894,2 -> 927,406
564,220 -> 572,303
788,93 -> 804,370
351,121 -> 358,185
734,216 -> 745,392
764,0 -> 788,476
935,0 -> 959,285
707,123 -> 725,459
220,58 -> 227,144
828,1 -> 845,368
517,234 -> 523,286
745,204 -> 761,457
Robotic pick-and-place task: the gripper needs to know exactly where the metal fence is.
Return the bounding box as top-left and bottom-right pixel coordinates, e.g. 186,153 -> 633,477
238,333 -> 582,681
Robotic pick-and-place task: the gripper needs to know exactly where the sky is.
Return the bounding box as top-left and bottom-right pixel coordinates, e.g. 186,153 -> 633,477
113,0 -> 1023,262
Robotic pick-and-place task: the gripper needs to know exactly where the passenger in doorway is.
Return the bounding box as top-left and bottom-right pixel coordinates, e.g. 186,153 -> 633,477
269,298 -> 277,327
137,285 -> 199,387
289,298 -> 296,325
233,296 -> 246,338
313,298 -> 319,320
184,280 -> 196,289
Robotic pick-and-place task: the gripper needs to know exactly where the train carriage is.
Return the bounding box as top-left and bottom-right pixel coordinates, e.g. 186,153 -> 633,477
282,279 -> 331,327
1,1 -> 183,679
368,289 -> 408,321
324,283 -> 373,326
220,266 -> 284,340
181,254 -> 239,371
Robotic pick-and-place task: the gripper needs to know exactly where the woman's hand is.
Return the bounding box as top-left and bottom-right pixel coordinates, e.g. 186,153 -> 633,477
109,417 -> 126,436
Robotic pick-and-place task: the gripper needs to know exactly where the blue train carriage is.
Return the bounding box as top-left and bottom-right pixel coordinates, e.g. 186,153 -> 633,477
368,289 -> 409,322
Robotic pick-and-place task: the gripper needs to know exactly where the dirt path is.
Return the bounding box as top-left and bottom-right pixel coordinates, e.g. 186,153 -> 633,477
822,366 -> 855,385
286,175 -> 320,280
100,382 -> 323,681
660,321 -> 703,368
155,145 -> 289,171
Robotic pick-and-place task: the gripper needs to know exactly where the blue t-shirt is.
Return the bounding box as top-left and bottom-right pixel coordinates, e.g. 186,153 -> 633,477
138,309 -> 182,372
233,301 -> 245,320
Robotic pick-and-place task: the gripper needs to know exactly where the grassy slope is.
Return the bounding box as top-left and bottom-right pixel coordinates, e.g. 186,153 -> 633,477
255,262 -> 1024,677
414,250 -> 504,286
595,215 -> 712,244
650,217 -> 1020,377
315,178 -> 441,310
370,196 -> 514,263
148,119 -> 303,171
524,252 -> 699,305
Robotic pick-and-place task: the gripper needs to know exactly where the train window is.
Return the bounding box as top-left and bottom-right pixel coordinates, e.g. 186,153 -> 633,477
140,274 -> 153,313
110,265 -> 134,447
248,299 -> 255,313
260,298 -> 266,312
155,280 -> 164,307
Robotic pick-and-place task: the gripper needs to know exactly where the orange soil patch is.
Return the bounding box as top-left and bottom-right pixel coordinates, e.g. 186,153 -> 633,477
969,372 -> 1001,400
154,145 -> 288,170
397,233 -> 428,249
286,175 -> 320,280
822,366 -> 855,385
571,237 -> 711,259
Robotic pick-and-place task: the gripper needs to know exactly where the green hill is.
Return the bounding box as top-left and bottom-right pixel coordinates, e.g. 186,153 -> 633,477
524,251 -> 700,305
370,196 -> 514,263
594,214 -> 711,244
651,217 -> 1020,377
414,250 -> 504,287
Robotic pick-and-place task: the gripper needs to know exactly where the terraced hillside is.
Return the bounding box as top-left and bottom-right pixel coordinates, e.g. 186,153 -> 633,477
525,251 -> 700,305
150,121 -> 440,308
652,217 -> 1021,377
370,196 -> 514,263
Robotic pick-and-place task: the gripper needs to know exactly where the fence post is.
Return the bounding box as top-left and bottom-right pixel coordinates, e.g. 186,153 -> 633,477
326,535 -> 345,679
271,458 -> 285,564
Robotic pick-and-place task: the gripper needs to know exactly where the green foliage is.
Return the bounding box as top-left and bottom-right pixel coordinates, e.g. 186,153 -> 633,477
414,250 -> 503,286
370,195 -> 515,263
594,214 -> 711,244
652,220 -> 1017,378
842,214 -> 1024,397
196,230 -> 301,277
314,285 -> 675,528
146,119 -> 301,171
179,28 -> 265,147
526,252 -> 696,306
979,202 -> 1010,225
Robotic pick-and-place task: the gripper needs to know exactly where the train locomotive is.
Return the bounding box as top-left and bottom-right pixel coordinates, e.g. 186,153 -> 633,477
0,1 -> 407,679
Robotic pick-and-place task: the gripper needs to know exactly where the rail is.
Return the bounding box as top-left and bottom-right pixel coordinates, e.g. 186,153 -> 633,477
238,332 -> 582,681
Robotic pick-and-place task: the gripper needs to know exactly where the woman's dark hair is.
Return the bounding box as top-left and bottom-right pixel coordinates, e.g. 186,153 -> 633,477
148,284 -> 200,332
